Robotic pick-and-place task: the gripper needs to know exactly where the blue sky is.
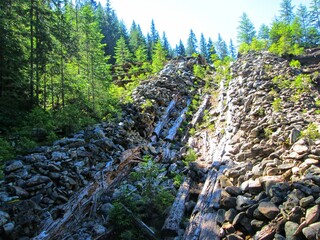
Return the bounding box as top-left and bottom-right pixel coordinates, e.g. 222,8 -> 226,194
98,0 -> 312,47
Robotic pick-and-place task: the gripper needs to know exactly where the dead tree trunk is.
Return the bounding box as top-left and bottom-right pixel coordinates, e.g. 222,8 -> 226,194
183,164 -> 226,240
153,99 -> 176,137
165,99 -> 191,141
191,94 -> 210,127
161,177 -> 191,237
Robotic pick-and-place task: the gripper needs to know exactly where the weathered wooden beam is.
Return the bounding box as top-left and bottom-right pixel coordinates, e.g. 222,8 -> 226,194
165,99 -> 191,141
191,94 -> 210,127
153,99 -> 176,137
161,177 -> 191,237
183,165 -> 225,240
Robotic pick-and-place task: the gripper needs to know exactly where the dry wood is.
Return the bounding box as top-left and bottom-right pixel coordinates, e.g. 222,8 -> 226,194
161,177 -> 191,237
165,100 -> 191,141
191,94 -> 210,127
33,146 -> 143,240
183,165 -> 225,240
153,99 -> 176,137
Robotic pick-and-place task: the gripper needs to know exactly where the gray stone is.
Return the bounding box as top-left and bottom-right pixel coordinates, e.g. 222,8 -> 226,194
300,196 -> 314,208
302,222 -> 320,240
236,195 -> 256,211
5,160 -> 23,172
225,208 -> 238,222
258,201 -> 279,220
285,221 -> 300,240
3,222 -> 14,234
0,210 -> 9,226
225,186 -> 242,196
305,205 -> 320,225
93,224 -> 106,235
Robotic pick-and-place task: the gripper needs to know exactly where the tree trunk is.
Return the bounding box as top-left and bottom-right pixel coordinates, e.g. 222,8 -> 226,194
153,99 -> 176,137
161,177 -> 191,237
30,0 -> 34,108
191,94 -> 210,127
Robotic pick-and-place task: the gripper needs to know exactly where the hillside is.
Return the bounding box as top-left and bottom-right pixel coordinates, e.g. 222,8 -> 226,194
1,50 -> 320,240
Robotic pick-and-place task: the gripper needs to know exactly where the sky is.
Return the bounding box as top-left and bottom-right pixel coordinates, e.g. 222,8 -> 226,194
98,0 -> 312,47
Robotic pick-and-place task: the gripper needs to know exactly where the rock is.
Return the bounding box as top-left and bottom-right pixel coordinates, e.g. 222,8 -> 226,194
258,201 -> 280,220
305,205 -> 320,225
300,196 -> 314,208
302,222 -> 320,240
226,233 -> 244,240
5,160 -> 24,173
225,208 -> 238,222
292,138 -> 309,155
93,224 -> 106,235
0,210 -> 9,226
236,195 -> 257,211
285,221 -> 300,240
225,186 -> 242,196
3,222 -> 15,234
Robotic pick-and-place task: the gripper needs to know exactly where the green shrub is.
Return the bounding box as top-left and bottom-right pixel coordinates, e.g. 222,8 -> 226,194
301,123 -> 320,140
290,59 -> 301,68
272,98 -> 282,112
193,64 -> 206,79
183,148 -> 197,165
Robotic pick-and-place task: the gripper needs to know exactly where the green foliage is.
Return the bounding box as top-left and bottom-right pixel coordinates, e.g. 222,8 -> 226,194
111,154 -> 174,238
152,40 -> 167,73
272,98 -> 282,112
0,138 -> 15,179
193,64 -> 206,79
214,58 -> 232,87
140,99 -> 153,113
189,128 -> 196,136
272,76 -> 291,88
301,123 -> 320,140
183,148 -> 197,165
264,127 -> 273,138
290,59 -> 301,68
173,174 -> 184,188
238,38 -> 268,54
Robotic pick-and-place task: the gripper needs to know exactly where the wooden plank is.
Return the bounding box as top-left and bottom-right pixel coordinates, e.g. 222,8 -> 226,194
161,177 -> 191,237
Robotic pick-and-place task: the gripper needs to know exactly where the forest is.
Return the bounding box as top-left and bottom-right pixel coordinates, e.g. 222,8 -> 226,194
0,0 -> 319,171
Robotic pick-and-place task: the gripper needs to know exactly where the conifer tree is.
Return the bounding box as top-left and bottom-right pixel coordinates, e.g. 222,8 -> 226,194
114,36 -> 132,78
258,24 -> 270,40
215,33 -> 228,59
310,0 -> 320,31
186,29 -> 198,56
280,0 -> 295,24
207,38 -> 216,63
129,21 -> 146,53
199,33 -> 208,60
176,40 -> 186,57
152,40 -> 166,73
229,39 -> 237,59
237,12 -> 256,44
162,32 -> 171,57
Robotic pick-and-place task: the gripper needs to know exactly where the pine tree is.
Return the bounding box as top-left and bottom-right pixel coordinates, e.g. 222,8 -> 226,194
207,38 -> 216,63
296,4 -> 313,46
129,21 -> 146,54
152,40 -> 166,73
215,34 -> 228,59
199,33 -> 208,60
237,12 -> 256,44
310,0 -> 320,31
176,40 -> 186,57
162,32 -> 171,57
186,29 -> 198,56
258,24 -> 270,40
114,36 -> 132,78
229,39 -> 237,59
280,0 -> 295,24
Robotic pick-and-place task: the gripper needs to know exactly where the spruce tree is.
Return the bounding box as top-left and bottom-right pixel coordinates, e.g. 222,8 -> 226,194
152,40 -> 166,73
186,29 -> 198,56
237,12 -> 256,44
114,36 -> 132,78
207,38 -> 216,63
229,39 -> 237,59
310,0 -> 320,31
176,40 -> 186,57
199,33 -> 208,60
280,0 -> 295,24
215,33 -> 228,60
258,24 -> 270,40
162,32 -> 171,57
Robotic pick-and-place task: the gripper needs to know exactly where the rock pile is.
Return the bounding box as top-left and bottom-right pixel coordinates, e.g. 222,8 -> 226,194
184,51 -> 320,240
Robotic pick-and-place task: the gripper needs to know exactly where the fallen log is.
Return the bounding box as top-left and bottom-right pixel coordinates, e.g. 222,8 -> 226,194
33,147 -> 143,240
153,99 -> 176,137
191,94 -> 210,127
161,177 -> 191,237
183,164 -> 225,240
165,99 -> 191,141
